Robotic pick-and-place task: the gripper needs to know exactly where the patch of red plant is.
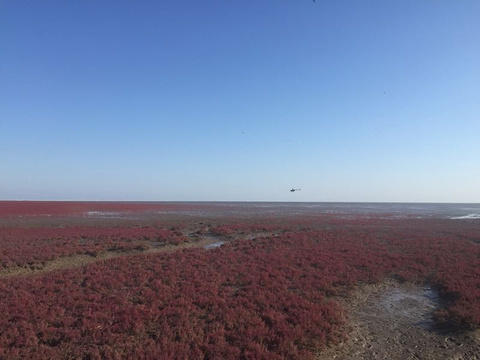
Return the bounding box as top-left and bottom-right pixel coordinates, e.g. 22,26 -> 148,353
0,220 -> 478,359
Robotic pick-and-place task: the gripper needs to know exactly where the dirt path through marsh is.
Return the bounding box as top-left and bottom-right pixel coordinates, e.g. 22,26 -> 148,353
0,226 -> 274,279
0,237 -> 220,279
318,281 -> 480,360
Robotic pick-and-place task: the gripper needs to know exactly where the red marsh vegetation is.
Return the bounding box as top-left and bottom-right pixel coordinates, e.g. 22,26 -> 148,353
0,227 -> 188,269
0,203 -> 479,359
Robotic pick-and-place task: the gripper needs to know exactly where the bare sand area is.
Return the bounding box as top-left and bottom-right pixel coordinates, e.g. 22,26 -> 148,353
319,280 -> 480,360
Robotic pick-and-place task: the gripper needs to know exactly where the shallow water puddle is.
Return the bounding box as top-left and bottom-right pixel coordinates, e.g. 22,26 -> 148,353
204,241 -> 224,249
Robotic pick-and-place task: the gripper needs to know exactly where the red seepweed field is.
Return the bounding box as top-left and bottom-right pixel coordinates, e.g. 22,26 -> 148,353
0,201 -> 479,359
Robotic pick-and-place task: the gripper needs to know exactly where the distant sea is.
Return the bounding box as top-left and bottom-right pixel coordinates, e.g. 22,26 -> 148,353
148,202 -> 480,220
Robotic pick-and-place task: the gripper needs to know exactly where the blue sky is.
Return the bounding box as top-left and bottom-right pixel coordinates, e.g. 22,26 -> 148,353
1,0 -> 479,202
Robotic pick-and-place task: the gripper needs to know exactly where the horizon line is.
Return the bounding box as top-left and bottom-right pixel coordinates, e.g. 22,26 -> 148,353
1,200 -> 479,205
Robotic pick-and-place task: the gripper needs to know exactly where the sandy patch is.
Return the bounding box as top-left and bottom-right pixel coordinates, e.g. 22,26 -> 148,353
318,281 -> 480,360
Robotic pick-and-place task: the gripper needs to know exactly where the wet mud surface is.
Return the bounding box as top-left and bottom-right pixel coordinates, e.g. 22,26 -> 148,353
318,281 -> 480,360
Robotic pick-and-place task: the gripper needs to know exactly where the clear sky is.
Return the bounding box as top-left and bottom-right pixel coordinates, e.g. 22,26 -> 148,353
1,0 -> 479,202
